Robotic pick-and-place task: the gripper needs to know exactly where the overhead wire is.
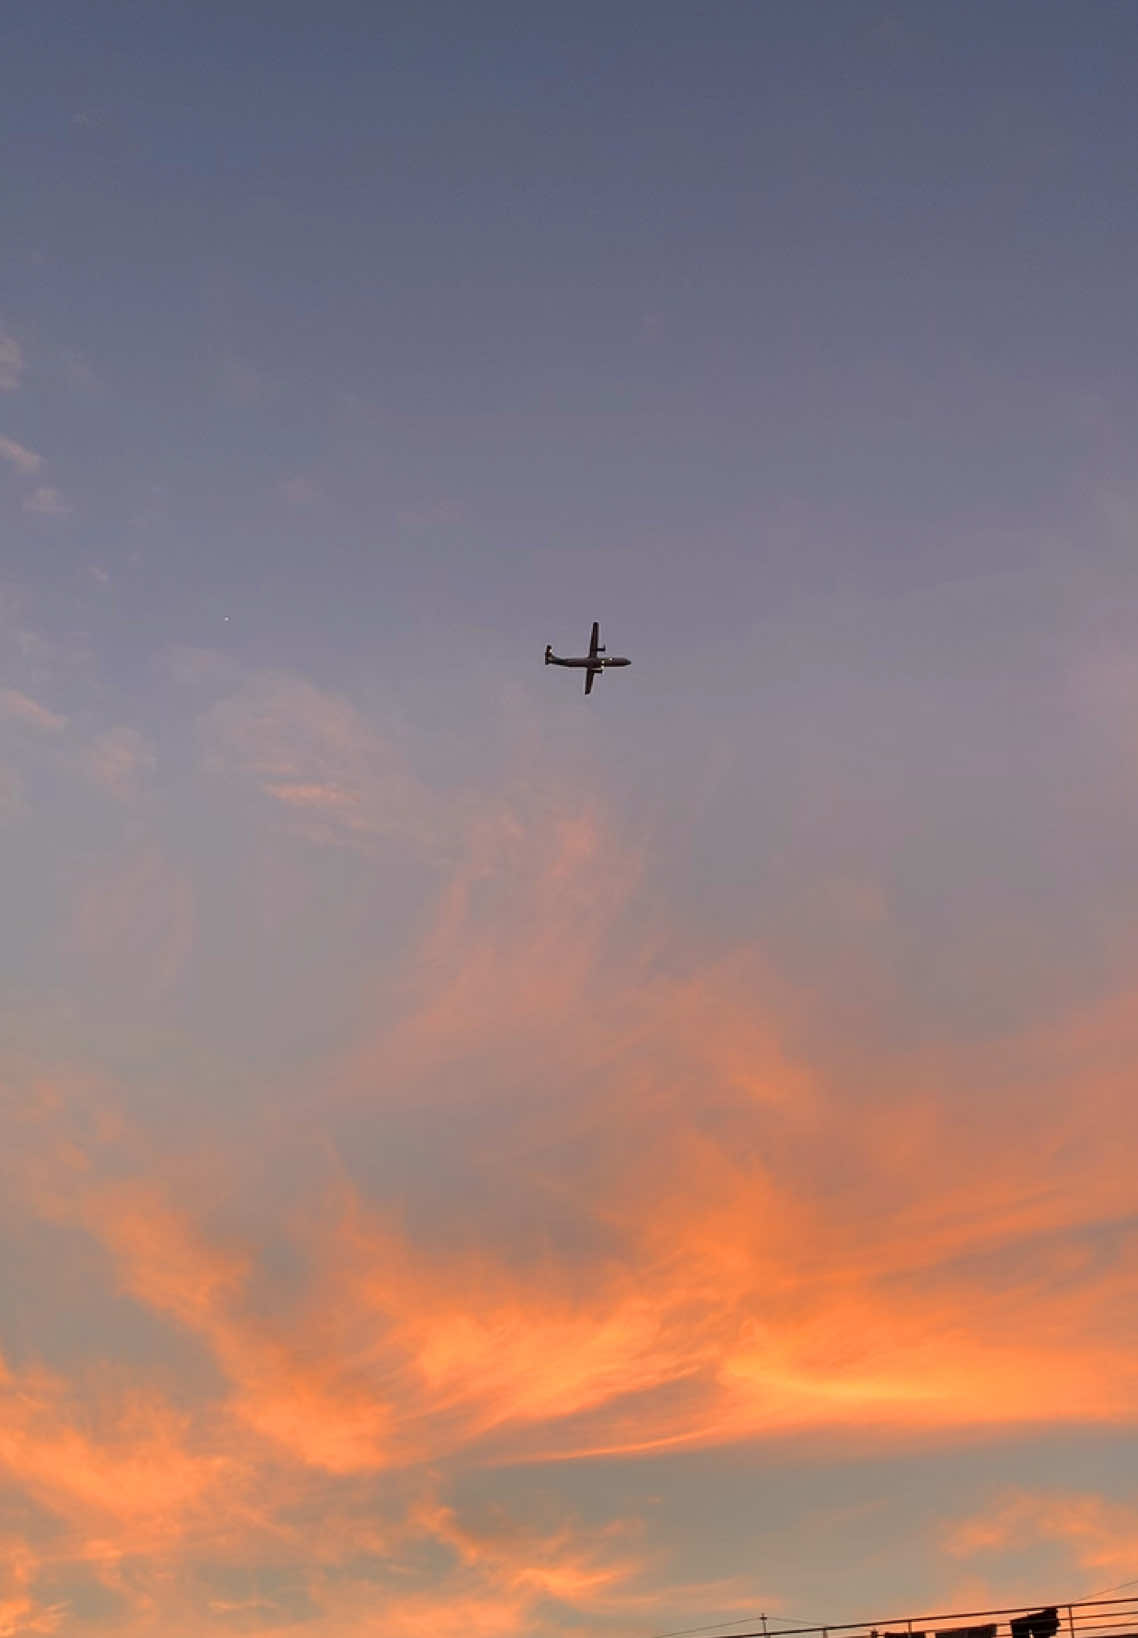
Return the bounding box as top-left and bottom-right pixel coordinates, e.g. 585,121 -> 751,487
651,1586 -> 1138,1638
648,1613 -> 824,1638
1074,1577 -> 1138,1602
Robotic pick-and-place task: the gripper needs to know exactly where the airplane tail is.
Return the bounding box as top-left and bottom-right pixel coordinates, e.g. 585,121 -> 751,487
544,644 -> 553,665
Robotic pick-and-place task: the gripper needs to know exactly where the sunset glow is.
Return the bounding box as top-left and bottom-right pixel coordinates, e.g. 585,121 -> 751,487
4,5 -> 1138,1633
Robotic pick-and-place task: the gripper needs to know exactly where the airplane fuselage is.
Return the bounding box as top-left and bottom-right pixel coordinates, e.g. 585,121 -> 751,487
545,626 -> 629,695
545,655 -> 630,669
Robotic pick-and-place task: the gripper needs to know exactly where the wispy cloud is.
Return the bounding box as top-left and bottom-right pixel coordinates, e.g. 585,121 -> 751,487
0,1538 -> 65,1635
0,1073 -> 659,1630
23,485 -> 72,516
0,688 -> 66,732
6,951 -> 1137,1635
199,669 -> 439,849
3,660 -> 1138,1632
22,799 -> 1138,1479
945,1488 -> 1138,1579
0,430 -> 71,515
82,726 -> 156,801
0,434 -> 43,473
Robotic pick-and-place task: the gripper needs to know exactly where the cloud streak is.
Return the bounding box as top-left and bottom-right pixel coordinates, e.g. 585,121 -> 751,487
0,688 -> 66,732
946,1487 -> 1138,1580
0,434 -> 43,473
16,844 -> 1138,1472
2,666 -> 1137,1632
198,670 -> 438,849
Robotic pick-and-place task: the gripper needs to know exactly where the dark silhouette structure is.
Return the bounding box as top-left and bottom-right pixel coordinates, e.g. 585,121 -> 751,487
1011,1612 -> 1060,1638
696,1579 -> 1133,1638
545,621 -> 630,696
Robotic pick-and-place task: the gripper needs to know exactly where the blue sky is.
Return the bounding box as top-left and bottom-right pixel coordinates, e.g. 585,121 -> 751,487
3,5 -> 1138,1636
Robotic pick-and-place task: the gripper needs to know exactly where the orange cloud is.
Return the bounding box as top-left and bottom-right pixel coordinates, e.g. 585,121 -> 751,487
945,1487 -> 1138,1579
71,1180 -> 397,1476
36,775 -> 1138,1479
344,802 -> 642,1098
3,694 -> 1138,1632
272,785 -> 1138,1465
0,1538 -> 64,1636
0,1347 -> 242,1559
0,1232 -> 655,1635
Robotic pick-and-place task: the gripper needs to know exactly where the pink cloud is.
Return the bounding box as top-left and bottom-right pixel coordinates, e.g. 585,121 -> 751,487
0,434 -> 43,473
199,670 -> 437,847
0,688 -> 66,732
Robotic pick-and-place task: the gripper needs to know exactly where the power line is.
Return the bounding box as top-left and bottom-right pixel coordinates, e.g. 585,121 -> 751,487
1075,1576 -> 1138,1602
653,1589 -> 1138,1638
648,1617 -> 766,1638
650,1614 -> 823,1638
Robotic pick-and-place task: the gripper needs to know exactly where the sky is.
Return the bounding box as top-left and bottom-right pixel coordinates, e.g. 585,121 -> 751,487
3,2 -> 1138,1634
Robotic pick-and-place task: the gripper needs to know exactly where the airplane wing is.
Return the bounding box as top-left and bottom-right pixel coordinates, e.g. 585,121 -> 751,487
584,667 -> 597,696
588,621 -> 601,657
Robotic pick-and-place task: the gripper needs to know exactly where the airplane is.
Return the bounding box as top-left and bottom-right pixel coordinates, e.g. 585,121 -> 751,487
544,621 -> 630,696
